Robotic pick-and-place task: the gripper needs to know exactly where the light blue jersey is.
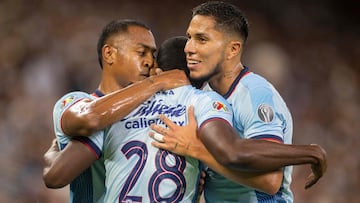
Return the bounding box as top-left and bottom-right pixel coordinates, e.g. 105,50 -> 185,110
85,85 -> 233,203
203,67 -> 294,203
53,92 -> 106,203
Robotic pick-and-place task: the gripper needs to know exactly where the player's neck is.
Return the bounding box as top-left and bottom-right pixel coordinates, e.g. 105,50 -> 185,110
97,74 -> 125,95
209,62 -> 243,96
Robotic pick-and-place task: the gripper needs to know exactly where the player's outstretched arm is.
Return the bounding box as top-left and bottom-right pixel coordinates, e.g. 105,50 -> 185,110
62,69 -> 189,137
42,139 -> 97,188
150,106 -> 327,189
150,107 -> 281,194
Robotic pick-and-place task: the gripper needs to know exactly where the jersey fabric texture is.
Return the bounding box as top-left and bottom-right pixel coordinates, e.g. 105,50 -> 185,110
203,67 -> 294,203
80,85 -> 233,203
53,92 -> 106,203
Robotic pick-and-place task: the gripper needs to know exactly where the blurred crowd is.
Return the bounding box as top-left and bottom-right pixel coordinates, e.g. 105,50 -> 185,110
0,0 -> 358,202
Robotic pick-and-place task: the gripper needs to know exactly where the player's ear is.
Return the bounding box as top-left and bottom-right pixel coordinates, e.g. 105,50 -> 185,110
226,41 -> 242,60
102,44 -> 116,66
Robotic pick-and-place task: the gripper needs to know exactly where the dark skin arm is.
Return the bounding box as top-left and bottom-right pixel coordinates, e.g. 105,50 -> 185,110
150,106 -> 327,191
42,137 -> 209,198
62,69 -> 189,137
43,138 -> 98,188
150,108 -> 281,194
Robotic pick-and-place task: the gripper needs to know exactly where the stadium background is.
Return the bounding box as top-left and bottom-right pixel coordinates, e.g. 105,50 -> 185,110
0,0 -> 358,202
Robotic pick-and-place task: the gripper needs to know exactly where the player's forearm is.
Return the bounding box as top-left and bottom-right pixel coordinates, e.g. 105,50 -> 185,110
189,142 -> 281,195
63,77 -> 163,137
210,163 -> 282,195
227,139 -> 325,171
43,146 -> 65,188
87,78 -> 162,129
43,140 -> 98,188
63,70 -> 189,137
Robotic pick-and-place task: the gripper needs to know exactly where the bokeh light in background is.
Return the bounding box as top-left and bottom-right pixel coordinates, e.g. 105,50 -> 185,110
0,0 -> 358,202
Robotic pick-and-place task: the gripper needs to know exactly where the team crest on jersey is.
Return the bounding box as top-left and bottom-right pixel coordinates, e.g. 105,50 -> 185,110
212,101 -> 228,112
61,96 -> 74,108
257,104 -> 274,123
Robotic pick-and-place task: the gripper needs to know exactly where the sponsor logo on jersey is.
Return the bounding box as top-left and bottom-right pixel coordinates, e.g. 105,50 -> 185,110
257,104 -> 274,123
122,99 -> 186,129
212,101 -> 228,112
61,96 -> 74,108
122,99 -> 186,120
156,90 -> 175,95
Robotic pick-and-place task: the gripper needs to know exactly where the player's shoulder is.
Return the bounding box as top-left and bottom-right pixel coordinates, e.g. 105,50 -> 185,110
243,71 -> 277,88
174,85 -> 231,107
199,88 -> 226,101
238,72 -> 275,95
54,91 -> 92,111
194,89 -> 232,111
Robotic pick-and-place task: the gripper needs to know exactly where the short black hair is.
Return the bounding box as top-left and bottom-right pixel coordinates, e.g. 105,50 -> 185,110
96,19 -> 150,68
157,36 -> 203,89
192,1 -> 249,42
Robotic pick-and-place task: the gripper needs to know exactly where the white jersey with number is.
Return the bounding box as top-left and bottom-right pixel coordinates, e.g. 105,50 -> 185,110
85,85 -> 233,203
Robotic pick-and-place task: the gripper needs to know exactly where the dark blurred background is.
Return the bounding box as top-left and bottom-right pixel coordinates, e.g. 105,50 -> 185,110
0,0 -> 358,202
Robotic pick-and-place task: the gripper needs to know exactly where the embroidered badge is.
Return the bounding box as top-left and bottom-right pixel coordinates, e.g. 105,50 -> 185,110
61,96 -> 74,108
257,104 -> 274,123
212,101 -> 228,112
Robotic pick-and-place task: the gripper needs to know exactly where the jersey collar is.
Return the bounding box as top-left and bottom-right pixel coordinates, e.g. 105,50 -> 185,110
223,66 -> 250,99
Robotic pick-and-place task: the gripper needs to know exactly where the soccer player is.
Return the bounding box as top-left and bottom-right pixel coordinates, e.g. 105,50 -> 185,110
43,19 -> 190,202
150,2 -> 327,203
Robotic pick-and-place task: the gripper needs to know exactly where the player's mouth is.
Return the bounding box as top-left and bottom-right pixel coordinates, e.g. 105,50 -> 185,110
187,58 -> 201,70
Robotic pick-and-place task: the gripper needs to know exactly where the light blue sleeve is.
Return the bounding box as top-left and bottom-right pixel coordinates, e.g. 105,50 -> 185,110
239,86 -> 285,142
192,91 -> 233,128
53,91 -> 103,157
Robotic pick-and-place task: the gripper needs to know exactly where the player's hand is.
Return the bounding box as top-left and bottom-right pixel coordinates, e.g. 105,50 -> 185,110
43,138 -> 60,171
151,69 -> 190,91
48,138 -> 59,153
305,144 -> 327,189
149,106 -> 199,157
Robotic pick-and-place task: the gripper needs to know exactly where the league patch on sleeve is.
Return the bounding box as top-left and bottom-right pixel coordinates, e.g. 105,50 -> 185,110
212,101 -> 229,112
61,95 -> 74,108
257,104 -> 274,123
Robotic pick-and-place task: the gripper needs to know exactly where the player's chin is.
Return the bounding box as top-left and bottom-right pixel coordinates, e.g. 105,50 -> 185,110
189,70 -> 203,81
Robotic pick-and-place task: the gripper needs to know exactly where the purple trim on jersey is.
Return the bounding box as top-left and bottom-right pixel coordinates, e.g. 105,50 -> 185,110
73,136 -> 102,159
250,134 -> 284,143
94,89 -> 105,97
223,66 -> 250,99
199,117 -> 232,131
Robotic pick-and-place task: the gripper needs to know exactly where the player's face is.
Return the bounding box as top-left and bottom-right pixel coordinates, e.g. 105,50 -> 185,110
185,15 -> 228,82
111,26 -> 156,87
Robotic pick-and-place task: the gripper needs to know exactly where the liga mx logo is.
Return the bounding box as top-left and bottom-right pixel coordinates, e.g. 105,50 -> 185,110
257,104 -> 274,123
61,96 -> 74,109
212,101 -> 228,112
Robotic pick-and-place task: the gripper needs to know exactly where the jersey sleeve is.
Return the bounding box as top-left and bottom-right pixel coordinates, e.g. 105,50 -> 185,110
238,86 -> 284,142
192,91 -> 233,129
53,91 -> 103,158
